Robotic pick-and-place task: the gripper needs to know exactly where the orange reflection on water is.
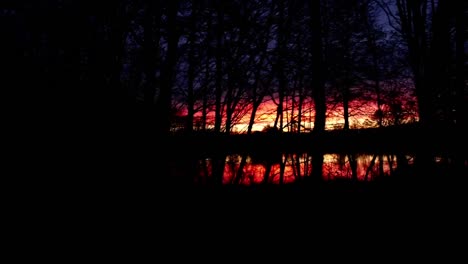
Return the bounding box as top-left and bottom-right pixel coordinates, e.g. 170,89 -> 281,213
322,154 -> 397,181
222,154 -> 312,184
200,153 -> 403,185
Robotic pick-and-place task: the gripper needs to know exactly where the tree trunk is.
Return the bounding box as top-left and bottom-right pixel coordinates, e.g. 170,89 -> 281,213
186,1 -> 198,133
214,1 -> 224,133
310,0 -> 326,181
143,1 -> 160,108
279,155 -> 286,185
454,0 -> 467,175
274,0 -> 288,131
343,84 -> 350,130
157,0 -> 180,136
263,162 -> 272,185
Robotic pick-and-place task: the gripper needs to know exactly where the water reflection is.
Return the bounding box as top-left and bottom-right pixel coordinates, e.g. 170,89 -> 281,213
196,153 -> 414,185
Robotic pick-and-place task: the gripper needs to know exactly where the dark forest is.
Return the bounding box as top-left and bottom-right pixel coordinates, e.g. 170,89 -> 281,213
4,0 -> 467,196
4,3 -> 468,256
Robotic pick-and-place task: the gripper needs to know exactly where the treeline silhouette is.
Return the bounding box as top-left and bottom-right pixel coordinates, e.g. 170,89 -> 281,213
4,0 -> 466,190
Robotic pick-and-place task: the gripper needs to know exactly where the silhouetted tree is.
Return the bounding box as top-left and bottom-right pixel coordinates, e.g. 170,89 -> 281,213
214,0 -> 224,134
157,1 -> 181,136
185,0 -> 199,133
310,0 -> 327,181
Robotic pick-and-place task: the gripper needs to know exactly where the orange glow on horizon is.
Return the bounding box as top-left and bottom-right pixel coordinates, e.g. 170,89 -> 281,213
178,87 -> 418,133
231,98 -> 418,132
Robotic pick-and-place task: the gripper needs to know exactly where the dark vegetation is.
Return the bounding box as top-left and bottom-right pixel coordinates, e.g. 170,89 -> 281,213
4,1 -> 466,198
168,122 -> 466,155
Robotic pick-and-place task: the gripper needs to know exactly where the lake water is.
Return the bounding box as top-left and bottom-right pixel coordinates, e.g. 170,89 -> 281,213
191,153 -> 414,185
